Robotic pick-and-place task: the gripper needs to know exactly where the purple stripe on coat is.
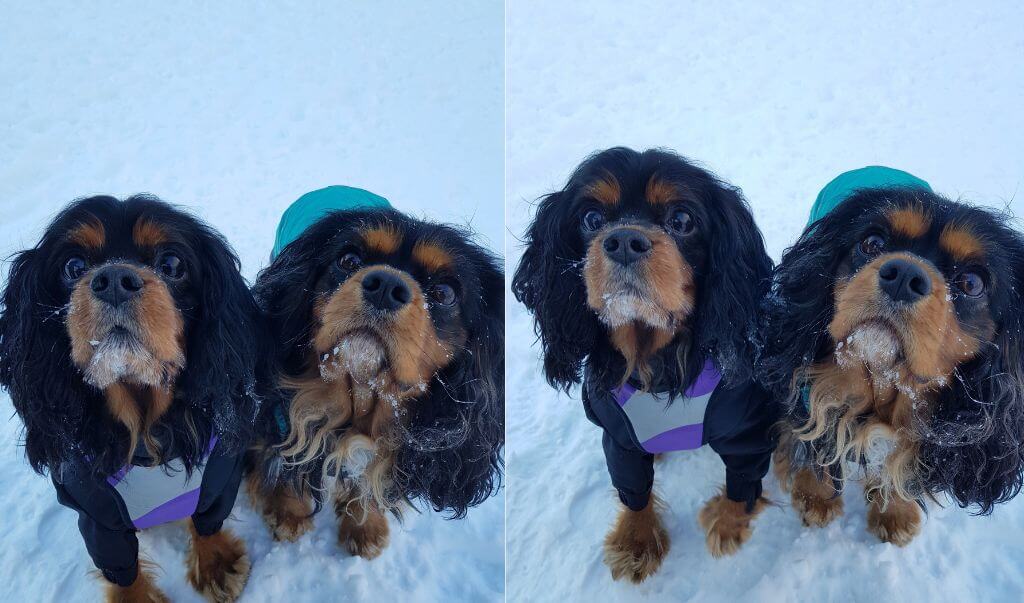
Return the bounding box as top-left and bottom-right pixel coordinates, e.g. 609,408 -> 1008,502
131,487 -> 202,529
684,359 -> 721,397
613,383 -> 637,407
641,423 -> 704,453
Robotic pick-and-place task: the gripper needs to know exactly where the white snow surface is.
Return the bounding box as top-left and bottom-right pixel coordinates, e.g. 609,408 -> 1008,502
507,2 -> 1024,602
0,3 -> 502,601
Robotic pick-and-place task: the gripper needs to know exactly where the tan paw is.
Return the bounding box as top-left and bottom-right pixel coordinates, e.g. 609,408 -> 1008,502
102,562 -> 168,603
337,501 -> 391,560
791,469 -> 843,527
246,474 -> 314,542
602,495 -> 670,583
186,526 -> 251,602
698,490 -> 766,558
867,497 -> 921,546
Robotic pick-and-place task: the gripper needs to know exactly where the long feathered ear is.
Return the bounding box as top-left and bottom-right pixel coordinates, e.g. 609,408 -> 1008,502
512,191 -> 598,391
252,233 -> 324,376
919,240 -> 1024,514
692,183 -> 772,384
394,251 -> 505,519
756,210 -> 853,398
176,225 -> 261,453
0,249 -> 102,474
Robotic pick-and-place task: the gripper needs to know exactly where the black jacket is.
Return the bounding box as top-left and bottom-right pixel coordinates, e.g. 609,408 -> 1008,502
582,361 -> 776,512
51,439 -> 245,587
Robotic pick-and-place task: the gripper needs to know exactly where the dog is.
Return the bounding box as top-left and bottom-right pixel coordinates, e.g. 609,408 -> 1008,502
512,147 -> 776,582
759,167 -> 1024,546
246,205 -> 504,559
0,195 -> 262,601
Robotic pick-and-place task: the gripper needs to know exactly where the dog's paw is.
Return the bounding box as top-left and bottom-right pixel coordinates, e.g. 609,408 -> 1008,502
186,527 -> 251,603
698,491 -> 766,558
266,505 -> 314,542
867,497 -> 921,547
338,508 -> 391,560
247,476 -> 314,542
791,469 -> 843,528
603,497 -> 670,583
103,564 -> 168,603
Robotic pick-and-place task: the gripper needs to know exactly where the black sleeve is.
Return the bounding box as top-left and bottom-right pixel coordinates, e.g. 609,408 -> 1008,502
703,380 -> 779,511
191,449 -> 245,536
583,377 -> 654,512
52,471 -> 139,587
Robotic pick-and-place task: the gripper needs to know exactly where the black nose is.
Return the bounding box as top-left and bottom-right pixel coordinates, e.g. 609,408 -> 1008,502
362,270 -> 411,312
90,265 -> 144,307
603,228 -> 652,266
878,258 -> 932,304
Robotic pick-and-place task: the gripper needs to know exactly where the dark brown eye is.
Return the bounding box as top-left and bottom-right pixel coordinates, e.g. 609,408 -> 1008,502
666,209 -> 694,235
955,272 -> 985,297
428,283 -> 457,306
582,209 -> 605,232
338,252 -> 362,272
859,234 -> 886,256
63,256 -> 88,281
156,253 -> 185,279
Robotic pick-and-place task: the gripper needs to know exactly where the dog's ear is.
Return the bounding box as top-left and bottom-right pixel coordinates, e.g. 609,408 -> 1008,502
177,225 -> 261,453
395,250 -> 504,518
512,191 -> 598,391
692,184 -> 772,384
252,231 -> 324,375
0,248 -> 100,474
919,234 -> 1024,514
755,207 -> 852,397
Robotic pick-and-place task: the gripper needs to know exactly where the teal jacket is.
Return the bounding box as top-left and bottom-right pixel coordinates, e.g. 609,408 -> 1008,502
271,186 -> 391,260
808,166 -> 932,226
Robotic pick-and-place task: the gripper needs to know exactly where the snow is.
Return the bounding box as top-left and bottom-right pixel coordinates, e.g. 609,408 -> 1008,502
506,2 -> 1024,602
0,3 -> 502,601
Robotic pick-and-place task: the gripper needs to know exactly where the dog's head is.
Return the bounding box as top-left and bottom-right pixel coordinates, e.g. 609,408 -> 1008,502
0,195 -> 261,476
513,147 -> 771,392
760,187 -> 1024,512
255,208 -> 503,518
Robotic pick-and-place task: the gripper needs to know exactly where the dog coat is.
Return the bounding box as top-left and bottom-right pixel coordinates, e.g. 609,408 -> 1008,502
610,359 -> 721,453
105,437 -> 218,530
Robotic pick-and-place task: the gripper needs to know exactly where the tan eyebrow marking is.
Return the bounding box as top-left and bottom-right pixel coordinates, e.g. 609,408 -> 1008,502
645,176 -> 678,205
362,224 -> 402,254
132,218 -> 170,248
887,206 -> 931,239
940,224 -> 985,262
412,241 -> 454,271
67,218 -> 105,249
584,173 -> 621,206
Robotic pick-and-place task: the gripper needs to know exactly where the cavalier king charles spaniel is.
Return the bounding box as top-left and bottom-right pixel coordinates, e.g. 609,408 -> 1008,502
0,195 -> 262,601
513,148 -> 776,581
760,180 -> 1024,546
246,207 -> 504,559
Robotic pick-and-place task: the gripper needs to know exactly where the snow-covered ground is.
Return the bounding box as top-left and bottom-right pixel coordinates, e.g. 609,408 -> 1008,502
0,3 -> 503,601
506,2 -> 1024,602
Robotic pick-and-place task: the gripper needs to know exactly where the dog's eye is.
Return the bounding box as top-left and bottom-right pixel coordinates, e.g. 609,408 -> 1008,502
955,271 -> 985,297
156,253 -> 185,279
427,283 -> 457,306
581,210 -> 606,232
666,209 -> 694,235
338,252 -> 363,272
859,234 -> 886,256
63,256 -> 89,281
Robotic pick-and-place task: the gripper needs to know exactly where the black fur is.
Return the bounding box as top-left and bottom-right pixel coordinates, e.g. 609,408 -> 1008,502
253,208 -> 504,519
0,195 -> 262,478
512,147 -> 772,395
758,187 -> 1024,513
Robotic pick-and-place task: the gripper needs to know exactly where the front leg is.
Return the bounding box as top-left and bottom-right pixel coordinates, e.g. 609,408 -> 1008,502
245,471 -> 314,542
866,491 -> 921,546
698,488 -> 767,557
789,466 -> 844,528
102,561 -> 167,603
603,493 -> 670,583
186,522 -> 251,603
335,489 -> 390,560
